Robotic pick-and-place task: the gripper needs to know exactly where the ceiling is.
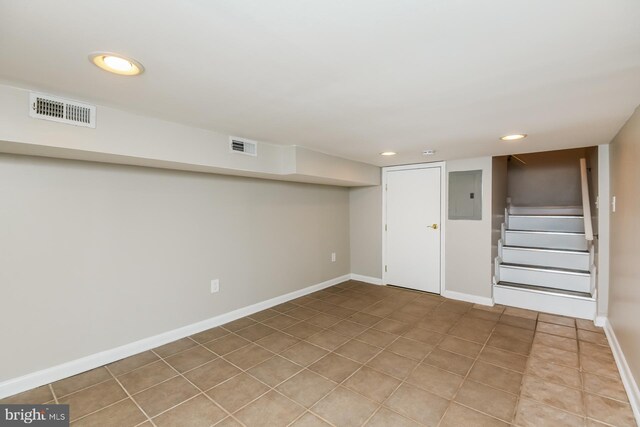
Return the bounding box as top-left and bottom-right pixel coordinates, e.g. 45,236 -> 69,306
1,0 -> 639,166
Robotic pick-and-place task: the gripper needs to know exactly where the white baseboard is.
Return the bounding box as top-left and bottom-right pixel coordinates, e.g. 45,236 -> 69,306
602,317 -> 640,424
349,274 -> 382,285
442,290 -> 494,306
0,274 -> 351,400
594,315 -> 607,327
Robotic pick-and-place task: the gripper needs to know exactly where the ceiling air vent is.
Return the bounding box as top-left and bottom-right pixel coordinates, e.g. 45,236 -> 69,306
229,136 -> 257,156
29,92 -> 96,128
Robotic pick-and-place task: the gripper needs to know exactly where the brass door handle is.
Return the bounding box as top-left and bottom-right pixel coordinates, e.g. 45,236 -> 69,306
428,224 -> 438,229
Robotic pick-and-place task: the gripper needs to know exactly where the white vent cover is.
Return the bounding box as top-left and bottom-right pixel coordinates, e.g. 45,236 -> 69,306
229,136 -> 257,156
29,92 -> 96,128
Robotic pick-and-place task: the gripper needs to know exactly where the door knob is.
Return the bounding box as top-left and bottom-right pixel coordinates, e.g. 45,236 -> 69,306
429,224 -> 438,229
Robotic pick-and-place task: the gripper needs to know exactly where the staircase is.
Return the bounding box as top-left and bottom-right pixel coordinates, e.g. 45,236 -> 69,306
493,160 -> 597,319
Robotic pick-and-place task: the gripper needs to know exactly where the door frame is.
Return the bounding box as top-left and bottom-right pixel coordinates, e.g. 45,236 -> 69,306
382,162 -> 446,294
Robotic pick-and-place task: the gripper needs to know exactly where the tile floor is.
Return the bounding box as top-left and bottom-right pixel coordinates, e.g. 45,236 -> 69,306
2,281 -> 636,427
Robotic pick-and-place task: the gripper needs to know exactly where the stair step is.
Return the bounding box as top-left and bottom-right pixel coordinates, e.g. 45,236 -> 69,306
501,246 -> 590,270
499,263 -> 591,293
494,282 -> 596,320
508,214 -> 585,233
509,205 -> 584,215
504,230 -> 588,251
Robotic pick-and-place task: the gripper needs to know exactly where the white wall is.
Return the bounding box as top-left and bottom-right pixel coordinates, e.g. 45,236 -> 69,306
349,185 -> 383,279
492,157 -> 508,276
445,157 -> 494,299
0,154 -> 350,382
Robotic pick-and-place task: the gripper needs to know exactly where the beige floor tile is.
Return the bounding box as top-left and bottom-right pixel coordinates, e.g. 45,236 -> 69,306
207,373 -> 269,413
578,329 -> 608,346
441,403 -> 509,427
494,323 -> 535,342
309,353 -> 361,383
384,383 -> 449,426
503,307 -> 538,320
284,322 -> 323,339
355,329 -> 397,348
487,332 -> 532,355
468,361 -> 523,394
305,313 -> 342,329
223,317 -> 257,332
164,346 -> 217,373
335,339 -> 381,363
403,327 -> 444,345
0,385 -> 53,404
235,324 -> 277,342
478,346 -> 528,372
582,372 -> 629,402
271,302 -> 300,314
415,316 -> 457,334
255,331 -> 300,353
531,342 -> 579,368
465,308 -> 502,322
248,308 -> 279,322
387,310 -> 422,324
373,318 -> 412,335
118,361 -> 177,395
580,354 -> 620,379
287,307 -> 321,321
405,363 -> 463,399
263,314 -> 301,330
576,319 -> 604,333
52,367 -> 111,398
328,320 -> 369,338
343,366 -> 401,403
312,386 -> 379,427
386,337 -> 434,360
204,334 -> 251,356
437,335 -> 483,358
447,324 -> 493,344
526,357 -> 582,389
60,380 -> 127,421
538,313 -> 576,328
514,397 -> 584,427
585,393 -> 636,427
365,407 -> 420,426
499,314 -> 537,331
440,300 -> 473,313
454,380 -> 518,422
235,390 -> 305,427
276,370 -> 337,408
190,327 -> 229,344
154,338 -> 198,358
184,358 -> 241,391
324,305 -> 358,319
280,341 -> 328,366
247,356 -> 302,387
290,412 -> 332,426
366,350 -> 418,380
348,312 -> 383,327
305,330 -> 350,351
107,351 -> 160,376
73,398 -> 146,427
223,343 -> 274,370
153,394 -> 226,427
534,332 -> 578,353
537,322 -> 577,339
521,375 -> 584,416
132,376 -> 199,417
424,348 -> 474,376
473,303 -> 506,313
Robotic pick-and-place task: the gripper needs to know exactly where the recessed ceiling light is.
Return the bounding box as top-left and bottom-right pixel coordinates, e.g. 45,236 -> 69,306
380,151 -> 397,156
89,52 -> 144,76
500,134 -> 527,141
423,149 -> 436,156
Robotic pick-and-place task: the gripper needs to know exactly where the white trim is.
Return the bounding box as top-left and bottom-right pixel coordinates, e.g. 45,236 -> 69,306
0,274 -> 350,400
349,274 -> 382,285
442,289 -> 494,306
602,317 -> 640,424
381,162 -> 446,294
594,315 -> 607,327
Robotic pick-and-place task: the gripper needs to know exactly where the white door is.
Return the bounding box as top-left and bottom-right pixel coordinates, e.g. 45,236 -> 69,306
385,166 -> 442,293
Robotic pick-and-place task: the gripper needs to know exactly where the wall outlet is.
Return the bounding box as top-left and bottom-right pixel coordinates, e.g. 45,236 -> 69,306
331,252 -> 336,262
211,279 -> 220,293
612,196 -> 616,213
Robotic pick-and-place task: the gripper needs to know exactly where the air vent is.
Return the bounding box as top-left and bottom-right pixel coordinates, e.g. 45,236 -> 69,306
229,137 -> 257,156
29,92 -> 96,128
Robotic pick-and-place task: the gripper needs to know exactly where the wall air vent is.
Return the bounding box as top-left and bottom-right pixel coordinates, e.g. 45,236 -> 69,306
29,92 -> 96,128
229,136 -> 257,156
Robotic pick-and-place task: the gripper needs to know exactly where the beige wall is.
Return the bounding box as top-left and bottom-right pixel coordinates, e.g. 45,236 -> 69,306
0,154 -> 350,381
507,148 -> 589,206
609,105 -> 640,387
492,157 -> 508,276
349,185 -> 383,279
445,157 -> 494,298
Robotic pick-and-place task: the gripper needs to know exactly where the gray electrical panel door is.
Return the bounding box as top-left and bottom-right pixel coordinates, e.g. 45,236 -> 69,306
448,170 -> 482,220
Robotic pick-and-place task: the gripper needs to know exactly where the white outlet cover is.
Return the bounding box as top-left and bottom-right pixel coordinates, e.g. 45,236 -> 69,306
211,279 -> 220,293
331,252 -> 336,262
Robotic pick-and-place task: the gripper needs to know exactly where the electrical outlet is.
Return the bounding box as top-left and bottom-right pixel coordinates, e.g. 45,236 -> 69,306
211,279 -> 220,293
612,196 -> 616,213
331,252 -> 336,262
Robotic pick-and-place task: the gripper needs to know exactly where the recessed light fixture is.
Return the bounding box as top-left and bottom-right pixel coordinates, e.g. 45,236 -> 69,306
380,151 -> 397,156
500,134 -> 527,141
423,149 -> 436,156
89,52 -> 144,76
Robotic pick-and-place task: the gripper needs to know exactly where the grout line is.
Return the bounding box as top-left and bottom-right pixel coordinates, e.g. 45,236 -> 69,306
48,384 -> 58,404
104,365 -> 157,427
